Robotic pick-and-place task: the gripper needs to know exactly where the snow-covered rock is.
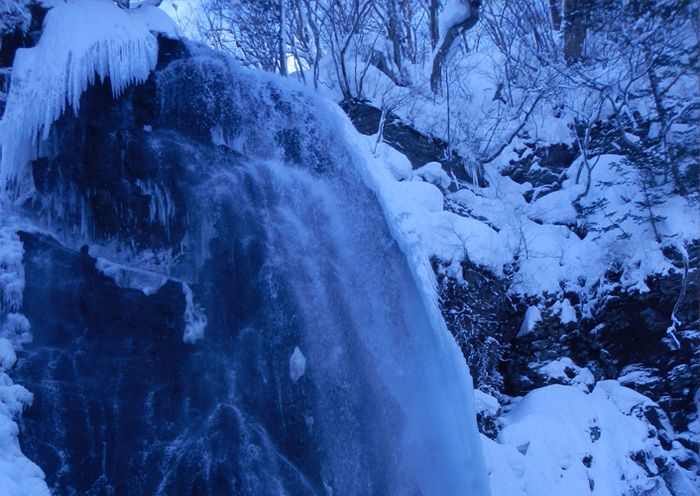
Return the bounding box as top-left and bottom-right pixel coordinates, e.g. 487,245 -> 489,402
517,306 -> 541,338
413,161 -> 451,190
495,382 -> 696,496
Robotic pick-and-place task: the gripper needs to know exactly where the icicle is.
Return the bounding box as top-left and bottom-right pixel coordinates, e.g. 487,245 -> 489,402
0,226 -> 25,319
0,1 -> 179,200
136,179 -> 176,238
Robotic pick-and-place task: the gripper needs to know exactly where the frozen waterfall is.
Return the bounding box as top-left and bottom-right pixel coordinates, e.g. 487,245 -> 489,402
0,2 -> 490,494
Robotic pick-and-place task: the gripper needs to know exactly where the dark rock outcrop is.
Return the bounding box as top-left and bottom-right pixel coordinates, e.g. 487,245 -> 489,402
341,100 -> 487,187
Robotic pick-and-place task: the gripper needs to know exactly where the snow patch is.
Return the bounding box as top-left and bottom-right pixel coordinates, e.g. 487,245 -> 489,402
95,257 -> 170,295
396,180 -> 444,213
496,382 -> 696,496
439,1 -> 472,40
551,298 -> 577,324
373,141 -> 413,181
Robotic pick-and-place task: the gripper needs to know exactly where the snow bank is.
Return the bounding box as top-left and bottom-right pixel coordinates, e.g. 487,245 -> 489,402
446,151 -> 700,297
0,0 -> 180,198
346,28 -> 698,299
481,434 -> 527,496
413,161 -> 451,190
373,141 -> 413,181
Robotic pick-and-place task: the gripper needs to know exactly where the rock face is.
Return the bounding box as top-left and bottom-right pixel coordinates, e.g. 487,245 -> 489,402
498,243 -> 699,433
28,36 -> 191,250
16,232 -> 193,495
13,37 -> 325,495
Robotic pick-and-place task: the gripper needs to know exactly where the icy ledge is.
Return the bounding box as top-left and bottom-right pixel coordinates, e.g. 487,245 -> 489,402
0,0 -> 180,199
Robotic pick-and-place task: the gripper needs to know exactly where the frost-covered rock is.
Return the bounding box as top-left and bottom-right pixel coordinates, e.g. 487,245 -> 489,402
551,298 -> 577,324
533,357 -> 595,391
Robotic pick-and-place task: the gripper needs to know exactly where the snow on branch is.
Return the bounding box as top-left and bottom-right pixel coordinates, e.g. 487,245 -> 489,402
430,0 -> 480,93
0,0 -> 179,200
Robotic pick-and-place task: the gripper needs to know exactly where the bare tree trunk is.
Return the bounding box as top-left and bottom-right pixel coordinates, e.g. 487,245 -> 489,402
563,0 -> 592,65
386,1 -> 403,73
279,0 -> 288,76
429,0 -> 440,50
302,0 -> 321,89
430,1 -> 480,94
380,1 -> 409,84
549,0 -> 562,31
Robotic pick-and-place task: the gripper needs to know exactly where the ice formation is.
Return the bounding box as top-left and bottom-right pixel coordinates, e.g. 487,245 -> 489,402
182,282 -> 207,344
0,221 -> 48,496
0,0 -> 180,198
0,3 -> 180,494
289,346 -> 307,383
